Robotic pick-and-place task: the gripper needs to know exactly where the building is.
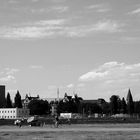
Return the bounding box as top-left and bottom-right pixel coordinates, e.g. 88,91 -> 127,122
80,98 -> 106,107
22,94 -> 39,109
0,108 -> 29,119
0,85 -> 6,108
80,98 -> 106,115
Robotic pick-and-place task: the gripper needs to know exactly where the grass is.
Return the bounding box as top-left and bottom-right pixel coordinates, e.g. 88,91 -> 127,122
0,124 -> 140,140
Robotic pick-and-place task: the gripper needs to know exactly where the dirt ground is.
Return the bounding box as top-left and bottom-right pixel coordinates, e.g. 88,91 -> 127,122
0,124 -> 140,140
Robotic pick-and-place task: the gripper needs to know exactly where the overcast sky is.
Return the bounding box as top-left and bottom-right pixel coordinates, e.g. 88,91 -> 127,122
0,0 -> 140,101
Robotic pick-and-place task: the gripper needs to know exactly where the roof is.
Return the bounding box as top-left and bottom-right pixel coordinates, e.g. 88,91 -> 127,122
80,100 -> 98,104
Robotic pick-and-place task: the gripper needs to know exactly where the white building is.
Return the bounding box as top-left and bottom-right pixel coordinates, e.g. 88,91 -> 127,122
0,108 -> 30,119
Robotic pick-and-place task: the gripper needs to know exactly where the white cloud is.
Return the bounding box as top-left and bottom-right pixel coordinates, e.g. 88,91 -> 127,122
5,68 -> 19,75
129,8 -> 140,15
79,62 -> 140,84
67,84 -> 74,88
31,6 -> 68,14
0,19 -> 121,39
87,4 -> 110,13
94,20 -> 121,32
51,6 -> 69,13
35,19 -> 66,26
0,75 -> 15,82
80,71 -> 109,81
0,68 -> 19,83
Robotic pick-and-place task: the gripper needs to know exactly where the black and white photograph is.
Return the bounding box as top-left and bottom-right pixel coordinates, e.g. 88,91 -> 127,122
0,0 -> 140,139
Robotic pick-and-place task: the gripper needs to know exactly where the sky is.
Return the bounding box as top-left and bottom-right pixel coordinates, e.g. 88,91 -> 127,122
0,0 -> 140,101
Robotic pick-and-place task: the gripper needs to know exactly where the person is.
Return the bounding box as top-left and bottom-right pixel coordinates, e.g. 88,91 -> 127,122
14,119 -> 22,127
54,115 -> 59,128
67,118 -> 71,125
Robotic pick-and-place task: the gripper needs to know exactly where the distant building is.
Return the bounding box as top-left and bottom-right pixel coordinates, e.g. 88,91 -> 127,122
80,98 -> 106,115
0,85 -> 6,108
80,98 -> 106,106
63,93 -> 72,102
22,94 -> 39,109
0,108 -> 29,119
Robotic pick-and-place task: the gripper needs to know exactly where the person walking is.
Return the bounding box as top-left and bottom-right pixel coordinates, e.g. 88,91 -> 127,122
54,115 -> 59,128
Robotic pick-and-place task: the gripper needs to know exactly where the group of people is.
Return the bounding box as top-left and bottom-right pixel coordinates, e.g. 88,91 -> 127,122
14,115 -> 71,128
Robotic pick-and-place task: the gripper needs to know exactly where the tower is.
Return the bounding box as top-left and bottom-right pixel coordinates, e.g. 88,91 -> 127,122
0,85 -> 6,108
57,88 -> 59,101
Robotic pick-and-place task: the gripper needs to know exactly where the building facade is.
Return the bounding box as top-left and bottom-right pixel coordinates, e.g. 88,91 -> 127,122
22,94 -> 39,109
0,108 -> 30,119
0,85 -> 6,108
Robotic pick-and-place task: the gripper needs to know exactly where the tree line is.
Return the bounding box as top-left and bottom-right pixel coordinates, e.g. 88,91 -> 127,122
3,89 -> 140,116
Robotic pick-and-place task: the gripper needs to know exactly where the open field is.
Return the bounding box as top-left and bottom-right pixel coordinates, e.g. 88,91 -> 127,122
0,124 -> 140,140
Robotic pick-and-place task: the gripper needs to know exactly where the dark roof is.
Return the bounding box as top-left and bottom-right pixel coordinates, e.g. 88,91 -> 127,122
80,100 -> 98,104
80,99 -> 106,104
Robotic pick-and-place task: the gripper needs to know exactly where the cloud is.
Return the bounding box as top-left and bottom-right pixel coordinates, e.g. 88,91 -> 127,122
67,84 -> 74,88
0,75 -> 15,82
87,4 -> 110,13
80,71 -> 109,82
79,62 -> 140,84
0,19 -> 121,39
5,68 -> 19,75
51,6 -> 69,13
31,6 -> 69,14
0,68 -> 19,83
129,8 -> 140,15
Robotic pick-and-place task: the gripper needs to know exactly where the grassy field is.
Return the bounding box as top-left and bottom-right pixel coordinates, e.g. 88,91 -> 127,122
0,124 -> 140,140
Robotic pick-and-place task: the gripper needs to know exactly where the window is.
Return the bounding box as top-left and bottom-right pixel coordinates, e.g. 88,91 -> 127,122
5,111 -> 6,113
11,116 -> 12,118
11,111 -> 12,113
8,111 -> 9,113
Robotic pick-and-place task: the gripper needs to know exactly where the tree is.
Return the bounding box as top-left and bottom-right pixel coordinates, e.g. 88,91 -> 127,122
73,94 -> 83,113
102,102 -> 111,114
6,92 -> 13,108
126,89 -> 134,115
121,97 -> 127,114
134,101 -> 140,114
57,99 -> 76,114
14,90 -> 22,108
28,99 -> 50,115
110,95 -> 120,114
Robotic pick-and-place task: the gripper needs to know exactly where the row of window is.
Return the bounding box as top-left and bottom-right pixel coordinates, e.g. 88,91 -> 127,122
0,110 -> 15,113
0,116 -> 15,119
0,110 -> 28,114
